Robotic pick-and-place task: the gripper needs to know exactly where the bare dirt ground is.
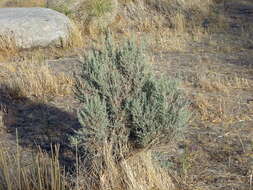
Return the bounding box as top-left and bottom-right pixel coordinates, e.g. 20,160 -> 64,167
151,1 -> 253,189
0,0 -> 252,189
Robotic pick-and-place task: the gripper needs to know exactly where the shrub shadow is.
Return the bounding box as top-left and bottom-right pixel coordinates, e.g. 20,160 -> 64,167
0,85 -> 81,168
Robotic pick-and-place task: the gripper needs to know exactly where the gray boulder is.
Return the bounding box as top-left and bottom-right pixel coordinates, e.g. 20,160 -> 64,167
0,7 -> 77,49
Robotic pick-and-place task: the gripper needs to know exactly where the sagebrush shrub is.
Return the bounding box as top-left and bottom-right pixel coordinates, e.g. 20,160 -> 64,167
70,32 -> 190,160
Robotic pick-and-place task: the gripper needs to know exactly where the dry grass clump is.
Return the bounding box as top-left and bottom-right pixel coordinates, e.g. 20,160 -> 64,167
192,92 -> 252,124
0,143 -> 68,190
0,60 -> 73,102
188,72 -> 252,123
0,33 -> 19,61
76,142 -> 175,190
186,65 -> 252,94
196,72 -> 252,93
65,23 -> 84,49
192,93 -> 229,123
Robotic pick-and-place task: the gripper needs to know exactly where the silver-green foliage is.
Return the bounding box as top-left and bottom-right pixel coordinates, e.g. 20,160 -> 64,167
71,33 -> 190,158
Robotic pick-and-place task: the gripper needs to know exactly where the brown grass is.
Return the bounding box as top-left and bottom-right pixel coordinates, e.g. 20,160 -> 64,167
65,23 -> 84,49
0,143 -> 68,190
0,33 -> 19,60
0,59 -> 73,102
186,65 -> 253,124
191,91 -> 253,124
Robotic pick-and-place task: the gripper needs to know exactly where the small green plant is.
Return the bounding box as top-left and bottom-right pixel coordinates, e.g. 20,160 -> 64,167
87,0 -> 114,17
71,32 -> 190,162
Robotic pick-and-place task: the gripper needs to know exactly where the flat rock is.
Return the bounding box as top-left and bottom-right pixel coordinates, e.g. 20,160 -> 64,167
0,8 -> 76,49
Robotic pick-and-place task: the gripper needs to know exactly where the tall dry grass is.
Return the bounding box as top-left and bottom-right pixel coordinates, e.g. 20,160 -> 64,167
0,141 -> 68,190
72,141 -> 175,190
0,33 -> 19,60
0,59 -> 73,102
